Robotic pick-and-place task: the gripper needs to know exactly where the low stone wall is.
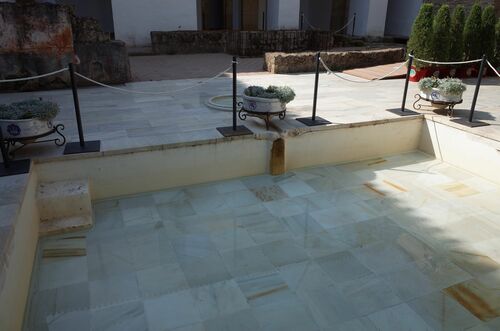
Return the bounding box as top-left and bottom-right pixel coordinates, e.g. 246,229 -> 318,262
151,30 -> 341,56
75,41 -> 131,85
0,3 -> 130,91
264,47 -> 405,74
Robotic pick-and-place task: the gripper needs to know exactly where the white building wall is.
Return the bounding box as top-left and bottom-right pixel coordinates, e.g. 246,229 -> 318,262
277,0 -> 301,29
111,0 -> 198,47
347,0 -> 388,37
384,0 -> 423,37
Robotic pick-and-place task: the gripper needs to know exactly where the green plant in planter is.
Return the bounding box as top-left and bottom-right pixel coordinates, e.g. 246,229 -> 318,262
450,5 -> 466,62
418,77 -> 440,92
438,78 -> 467,96
244,86 -> 296,104
431,5 -> 451,61
0,100 -> 59,121
407,3 -> 434,68
464,3 -> 483,60
481,5 -> 497,62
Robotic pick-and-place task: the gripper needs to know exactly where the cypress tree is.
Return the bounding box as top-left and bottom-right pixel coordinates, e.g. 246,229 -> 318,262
431,5 -> 451,61
464,3 -> 483,60
481,5 -> 496,61
407,3 -> 434,66
450,5 -> 466,61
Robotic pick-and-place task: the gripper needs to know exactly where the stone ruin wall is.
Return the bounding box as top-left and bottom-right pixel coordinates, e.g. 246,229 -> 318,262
0,2 -> 130,91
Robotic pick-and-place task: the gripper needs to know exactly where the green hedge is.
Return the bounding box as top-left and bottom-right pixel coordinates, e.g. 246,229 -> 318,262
431,5 -> 451,61
407,3 -> 434,67
482,5 -> 497,61
464,3 -> 483,60
450,5 -> 466,62
496,19 -> 500,65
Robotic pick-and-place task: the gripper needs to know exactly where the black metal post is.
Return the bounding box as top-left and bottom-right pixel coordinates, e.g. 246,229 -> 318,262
69,63 -> 85,147
352,13 -> 356,36
216,57 -> 253,137
469,54 -> 486,122
232,56 -> 237,131
63,62 -> 101,154
300,13 -> 304,30
401,52 -> 414,112
296,52 -> 331,126
451,54 -> 489,127
0,126 -> 30,177
386,51 -> 418,116
312,52 -> 320,121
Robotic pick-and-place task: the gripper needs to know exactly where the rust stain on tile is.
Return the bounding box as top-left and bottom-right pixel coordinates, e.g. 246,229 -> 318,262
383,180 -> 407,192
363,183 -> 385,196
366,158 -> 387,166
247,284 -> 289,300
444,281 -> 500,321
439,183 -> 478,197
250,185 -> 288,202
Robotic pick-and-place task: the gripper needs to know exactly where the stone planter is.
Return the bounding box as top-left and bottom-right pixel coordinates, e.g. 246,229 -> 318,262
241,94 -> 285,113
0,118 -> 54,140
420,88 -> 463,103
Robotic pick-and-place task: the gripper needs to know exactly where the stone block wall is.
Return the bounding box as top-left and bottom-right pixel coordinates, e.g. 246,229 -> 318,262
0,2 -> 130,91
151,30 -> 344,56
264,47 -> 405,74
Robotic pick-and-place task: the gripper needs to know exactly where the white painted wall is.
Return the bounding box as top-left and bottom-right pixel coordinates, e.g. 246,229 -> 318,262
111,0 -> 198,47
267,0 -> 280,30
384,0 -> 422,37
347,0 -> 389,37
278,0 -> 300,29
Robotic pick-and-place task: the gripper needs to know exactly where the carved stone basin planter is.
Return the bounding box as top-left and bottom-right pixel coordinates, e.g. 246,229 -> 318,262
239,95 -> 287,130
0,119 -> 54,141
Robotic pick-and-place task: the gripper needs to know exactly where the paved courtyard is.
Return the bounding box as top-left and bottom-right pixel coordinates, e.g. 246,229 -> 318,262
25,151 -> 500,330
0,71 -> 499,160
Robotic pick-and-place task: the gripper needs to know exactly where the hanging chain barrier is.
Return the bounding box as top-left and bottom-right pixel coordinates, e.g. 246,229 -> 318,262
411,56 -> 483,66
486,60 -> 500,78
74,65 -> 232,96
333,15 -> 356,34
319,56 -> 409,83
0,68 -> 68,83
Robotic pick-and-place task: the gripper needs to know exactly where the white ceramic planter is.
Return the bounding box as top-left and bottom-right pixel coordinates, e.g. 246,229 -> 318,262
420,88 -> 463,103
0,118 -> 53,139
242,94 -> 285,113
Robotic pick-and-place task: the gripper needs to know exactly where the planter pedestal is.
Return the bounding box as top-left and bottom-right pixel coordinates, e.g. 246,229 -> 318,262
238,107 -> 286,131
3,124 -> 66,157
413,94 -> 462,117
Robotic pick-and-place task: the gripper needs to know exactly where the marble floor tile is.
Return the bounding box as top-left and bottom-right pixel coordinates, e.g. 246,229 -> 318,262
203,309 -> 260,331
46,310 -> 91,331
367,303 -> 434,331
91,301 -> 148,331
259,239 -> 309,267
191,279 -> 249,321
178,253 -> 232,288
250,185 -> 289,202
352,240 -> 418,273
157,200 -> 196,219
223,189 -> 261,208
298,286 -> 357,327
448,249 -> 500,277
38,256 -> 88,291
304,177 -> 342,193
408,291 -> 482,331
210,227 -> 256,252
277,179 -> 315,198
89,273 -> 140,308
294,232 -> 350,259
137,263 -> 188,298
337,274 -> 401,316
221,246 -> 275,278
245,219 -> 292,244
315,251 -> 373,284
214,179 -> 247,194
327,318 -> 379,331
152,188 -> 187,205
382,261 -> 437,301
264,197 -> 309,218
253,300 -> 320,331
280,213 -> 325,237
278,260 -> 333,294
172,234 -> 218,259
87,240 -> 135,281
236,271 -> 294,307
444,270 -> 500,322
144,289 -> 201,331
93,207 -> 124,233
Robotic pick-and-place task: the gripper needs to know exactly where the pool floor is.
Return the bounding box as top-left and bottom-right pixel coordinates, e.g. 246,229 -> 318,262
25,152 -> 500,330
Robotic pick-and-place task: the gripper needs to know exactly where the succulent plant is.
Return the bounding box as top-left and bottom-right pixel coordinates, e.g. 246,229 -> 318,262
0,99 -> 59,121
244,85 -> 296,104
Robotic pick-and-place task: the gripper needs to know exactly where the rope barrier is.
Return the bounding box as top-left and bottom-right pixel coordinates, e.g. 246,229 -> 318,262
410,56 -> 483,66
0,67 -> 68,83
319,57 -> 408,83
303,15 -> 320,30
486,60 -> 500,78
334,15 -> 355,34
74,65 -> 232,96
